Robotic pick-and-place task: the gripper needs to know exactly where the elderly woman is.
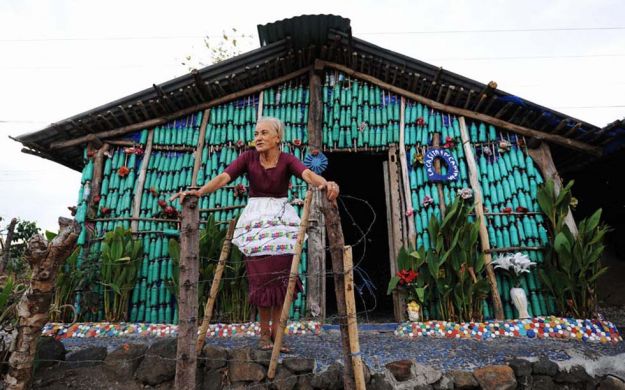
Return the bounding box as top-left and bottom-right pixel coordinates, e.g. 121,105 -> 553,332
174,116 -> 338,351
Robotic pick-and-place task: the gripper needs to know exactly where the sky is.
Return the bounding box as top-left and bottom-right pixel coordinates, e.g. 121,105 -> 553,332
0,0 -> 624,232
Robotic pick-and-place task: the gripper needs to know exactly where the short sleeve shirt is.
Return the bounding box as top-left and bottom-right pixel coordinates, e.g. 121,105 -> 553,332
224,150 -> 308,198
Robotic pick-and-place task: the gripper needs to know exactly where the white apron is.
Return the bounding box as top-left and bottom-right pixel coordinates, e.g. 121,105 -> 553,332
232,197 -> 304,257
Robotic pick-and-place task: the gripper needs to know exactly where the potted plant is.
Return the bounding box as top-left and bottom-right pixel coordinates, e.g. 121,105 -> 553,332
491,252 -> 535,319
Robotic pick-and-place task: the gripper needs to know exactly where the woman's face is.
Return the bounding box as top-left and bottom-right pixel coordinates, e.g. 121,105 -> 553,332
254,122 -> 280,152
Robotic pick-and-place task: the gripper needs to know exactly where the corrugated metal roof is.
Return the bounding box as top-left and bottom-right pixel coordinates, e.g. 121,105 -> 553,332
257,14 -> 351,48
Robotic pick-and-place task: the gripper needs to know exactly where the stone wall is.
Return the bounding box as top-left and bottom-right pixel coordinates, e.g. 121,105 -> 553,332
22,337 -> 625,389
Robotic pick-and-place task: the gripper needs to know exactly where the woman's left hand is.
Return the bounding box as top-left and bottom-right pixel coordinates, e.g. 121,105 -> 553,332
320,181 -> 340,201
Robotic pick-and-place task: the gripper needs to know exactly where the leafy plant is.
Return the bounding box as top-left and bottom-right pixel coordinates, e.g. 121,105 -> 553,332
389,196 -> 490,322
537,179 -> 609,318
100,227 -> 143,321
168,216 -> 251,322
387,247 -> 426,306
0,275 -> 27,325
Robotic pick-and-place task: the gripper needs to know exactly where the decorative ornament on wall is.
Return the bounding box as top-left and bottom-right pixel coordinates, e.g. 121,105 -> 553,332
303,149 -> 328,174
424,149 -> 460,182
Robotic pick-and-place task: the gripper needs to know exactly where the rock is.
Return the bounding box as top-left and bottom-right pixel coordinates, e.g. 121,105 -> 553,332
202,368 -> 226,390
272,366 -> 298,390
413,363 -> 442,386
103,343 -> 147,378
532,375 -> 555,390
64,346 -> 107,368
369,372 -> 394,390
473,365 -> 517,390
283,357 -> 315,374
508,358 -> 533,377
599,375 -> 625,390
135,338 -> 177,385
517,375 -> 533,389
35,336 -> 66,368
433,374 -> 454,390
310,363 -> 343,390
252,347 -> 272,367
296,374 -> 315,390
386,360 -> 413,382
533,357 -> 559,376
201,345 -> 228,370
555,365 -> 593,384
449,370 -> 479,389
228,347 -> 266,383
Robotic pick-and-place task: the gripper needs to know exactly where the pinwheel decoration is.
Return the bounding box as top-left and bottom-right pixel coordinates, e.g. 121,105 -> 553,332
303,150 -> 328,174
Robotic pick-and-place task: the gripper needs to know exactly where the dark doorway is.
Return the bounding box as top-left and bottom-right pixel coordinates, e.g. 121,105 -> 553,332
322,152 -> 394,322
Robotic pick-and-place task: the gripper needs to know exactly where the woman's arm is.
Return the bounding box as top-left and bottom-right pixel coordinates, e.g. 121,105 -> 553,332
170,172 -> 231,203
301,169 -> 340,201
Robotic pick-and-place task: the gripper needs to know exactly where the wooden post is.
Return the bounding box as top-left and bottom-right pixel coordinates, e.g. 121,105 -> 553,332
343,246 -> 366,390
398,97 -> 417,248
131,131 -> 153,232
306,189 -> 326,319
196,219 -> 236,352
4,217 -> 79,390
268,191 -> 313,380
90,143 -> 110,209
191,109 -> 210,186
306,69 -> 326,319
459,117 -> 504,320
174,193 -> 200,390
257,91 -> 264,120
321,195 -> 355,390
386,147 -> 406,321
0,218 -> 17,274
527,142 -> 578,236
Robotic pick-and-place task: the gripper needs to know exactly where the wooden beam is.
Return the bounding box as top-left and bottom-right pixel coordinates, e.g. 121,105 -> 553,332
131,130 -> 154,232
315,60 -> 602,157
307,69 -> 323,150
386,147 -> 406,321
191,109 -> 210,186
398,97 -> 416,248
459,117 -> 504,320
527,142 -> 578,236
51,66 -> 313,150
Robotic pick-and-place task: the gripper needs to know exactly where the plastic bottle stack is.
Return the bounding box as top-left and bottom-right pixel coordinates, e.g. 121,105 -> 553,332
322,72 -> 401,150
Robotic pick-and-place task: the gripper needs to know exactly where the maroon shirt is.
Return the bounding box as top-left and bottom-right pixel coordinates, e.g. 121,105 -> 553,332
224,150 -> 308,197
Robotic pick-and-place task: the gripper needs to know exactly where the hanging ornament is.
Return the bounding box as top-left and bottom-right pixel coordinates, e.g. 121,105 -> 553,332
498,140 -> 512,153
118,166 -> 130,177
304,150 -> 328,174
416,117 -> 426,127
422,195 -> 434,208
457,188 -> 473,200
100,207 -> 112,216
413,152 -> 424,167
293,139 -> 302,147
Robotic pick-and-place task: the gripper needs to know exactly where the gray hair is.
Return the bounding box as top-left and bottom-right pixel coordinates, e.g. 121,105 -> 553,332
257,116 -> 284,141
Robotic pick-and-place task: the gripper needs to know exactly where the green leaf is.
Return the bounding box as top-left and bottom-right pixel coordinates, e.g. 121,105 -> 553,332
387,276 -> 400,295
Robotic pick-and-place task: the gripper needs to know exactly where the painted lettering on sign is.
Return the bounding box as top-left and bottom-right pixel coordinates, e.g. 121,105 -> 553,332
424,149 -> 460,182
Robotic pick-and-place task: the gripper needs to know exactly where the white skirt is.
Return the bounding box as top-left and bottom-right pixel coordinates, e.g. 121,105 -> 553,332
232,197 -> 304,256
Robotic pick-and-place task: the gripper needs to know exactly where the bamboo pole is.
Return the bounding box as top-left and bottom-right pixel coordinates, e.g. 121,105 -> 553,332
196,219 -> 236,352
315,60 -> 602,157
131,130 -> 154,232
398,97 -> 416,248
459,117 -> 504,320
267,190 -> 313,380
50,66 -> 313,150
174,193 -> 200,390
343,246 -> 366,390
191,109 -> 210,186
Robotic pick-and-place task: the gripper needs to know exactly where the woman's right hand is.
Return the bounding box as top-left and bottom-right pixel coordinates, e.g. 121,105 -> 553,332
169,189 -> 201,204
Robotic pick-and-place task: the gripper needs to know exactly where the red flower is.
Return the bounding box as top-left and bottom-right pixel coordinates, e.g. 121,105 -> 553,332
118,166 -> 130,177
293,139 -> 302,146
158,199 -> 168,209
100,207 -> 112,216
149,187 -> 159,196
516,206 -> 528,213
416,117 -> 426,127
164,206 -> 177,216
502,207 -> 512,214
92,195 -> 101,204
236,140 -> 245,148
397,269 -> 419,285
445,136 -> 454,143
